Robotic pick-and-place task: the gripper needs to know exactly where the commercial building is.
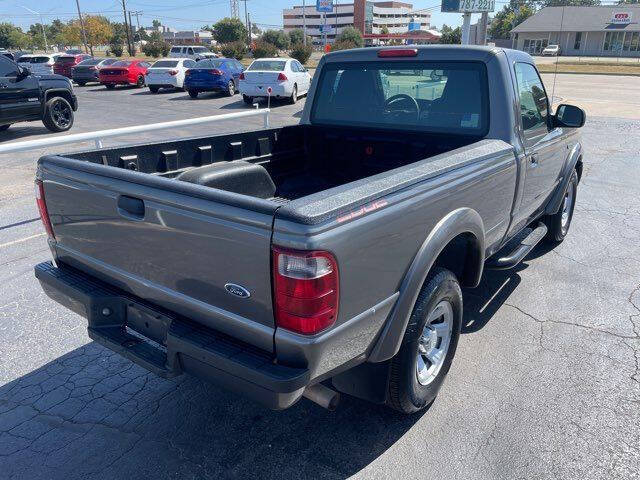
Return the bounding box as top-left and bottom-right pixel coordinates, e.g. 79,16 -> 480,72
162,30 -> 214,45
511,6 -> 640,57
283,1 -> 431,44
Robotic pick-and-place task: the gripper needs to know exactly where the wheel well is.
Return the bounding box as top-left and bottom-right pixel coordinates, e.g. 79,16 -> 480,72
575,156 -> 583,182
432,232 -> 482,288
45,90 -> 73,107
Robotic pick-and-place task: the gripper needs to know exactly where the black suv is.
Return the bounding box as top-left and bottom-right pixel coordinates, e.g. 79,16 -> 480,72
0,55 -> 77,133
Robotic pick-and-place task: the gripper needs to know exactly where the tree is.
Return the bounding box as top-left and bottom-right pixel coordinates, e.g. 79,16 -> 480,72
0,23 -> 28,49
290,43 -> 313,64
213,17 -> 247,44
63,15 -> 112,55
152,19 -> 162,29
439,24 -> 462,44
488,3 -> 535,39
288,28 -> 306,46
220,40 -> 247,59
251,24 -> 262,36
142,31 -> 170,57
262,30 -> 290,50
335,27 -> 363,47
109,22 -> 126,56
617,0 -> 639,3
537,0 -> 599,5
252,40 -> 278,58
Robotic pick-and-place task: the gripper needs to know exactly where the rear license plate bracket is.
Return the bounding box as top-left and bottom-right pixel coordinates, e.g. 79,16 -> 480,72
126,302 -> 172,345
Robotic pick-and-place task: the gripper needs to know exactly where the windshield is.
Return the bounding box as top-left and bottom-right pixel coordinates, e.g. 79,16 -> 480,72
151,60 -> 179,68
112,61 -> 132,67
248,60 -> 286,71
311,61 -> 489,135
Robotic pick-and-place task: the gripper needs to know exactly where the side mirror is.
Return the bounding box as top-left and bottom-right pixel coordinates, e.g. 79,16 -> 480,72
16,66 -> 30,79
554,104 -> 585,128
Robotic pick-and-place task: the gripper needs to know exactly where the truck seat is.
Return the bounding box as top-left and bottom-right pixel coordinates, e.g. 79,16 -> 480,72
176,161 -> 277,199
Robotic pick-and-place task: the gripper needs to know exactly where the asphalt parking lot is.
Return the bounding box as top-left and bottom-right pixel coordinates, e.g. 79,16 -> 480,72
1,76 -> 639,480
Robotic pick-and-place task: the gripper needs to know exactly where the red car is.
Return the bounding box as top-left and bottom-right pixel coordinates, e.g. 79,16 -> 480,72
53,54 -> 92,78
98,60 -> 151,89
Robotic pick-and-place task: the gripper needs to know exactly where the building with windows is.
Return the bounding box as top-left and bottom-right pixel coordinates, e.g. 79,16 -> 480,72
282,1 -> 431,44
511,6 -> 640,57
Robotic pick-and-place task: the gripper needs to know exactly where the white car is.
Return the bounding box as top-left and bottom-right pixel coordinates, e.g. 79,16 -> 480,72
146,58 -> 198,92
239,58 -> 311,105
17,53 -> 63,75
542,45 -> 561,56
168,45 -> 216,61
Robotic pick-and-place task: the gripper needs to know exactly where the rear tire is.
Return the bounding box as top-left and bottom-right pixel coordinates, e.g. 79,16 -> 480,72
105,84 -> 115,90
136,75 -> 145,88
188,89 -> 199,99
387,267 -> 462,414
0,124 -> 10,131
289,84 -> 297,104
243,94 -> 253,105
42,96 -> 74,132
544,169 -> 578,243
77,81 -> 86,87
226,80 -> 235,97
149,86 -> 159,93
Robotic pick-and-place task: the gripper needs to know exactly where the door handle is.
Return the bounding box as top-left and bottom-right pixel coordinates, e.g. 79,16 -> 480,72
117,195 -> 145,219
530,154 -> 539,167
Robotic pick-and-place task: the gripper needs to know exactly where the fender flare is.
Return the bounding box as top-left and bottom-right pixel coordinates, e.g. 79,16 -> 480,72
368,208 -> 485,363
545,141 -> 582,216
43,88 -> 76,112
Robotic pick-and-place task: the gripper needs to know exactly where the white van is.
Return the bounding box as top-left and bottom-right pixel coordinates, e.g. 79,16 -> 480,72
168,45 -> 217,61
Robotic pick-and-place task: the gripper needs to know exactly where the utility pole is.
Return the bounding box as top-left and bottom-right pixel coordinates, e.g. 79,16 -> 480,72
122,0 -> 133,55
20,6 -> 48,52
478,11 -> 488,45
247,12 -> 252,46
461,12 -> 471,45
74,0 -> 90,54
131,10 -> 142,30
230,0 -> 239,19
302,0 -> 306,45
242,0 -> 249,45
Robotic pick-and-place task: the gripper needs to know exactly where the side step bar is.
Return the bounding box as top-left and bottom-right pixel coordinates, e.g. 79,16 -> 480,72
486,222 -> 548,270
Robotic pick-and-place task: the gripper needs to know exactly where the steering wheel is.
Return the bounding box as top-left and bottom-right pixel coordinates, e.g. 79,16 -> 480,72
383,94 -> 420,121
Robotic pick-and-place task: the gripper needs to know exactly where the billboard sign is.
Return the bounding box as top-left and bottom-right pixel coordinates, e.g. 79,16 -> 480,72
408,21 -> 421,31
611,12 -> 632,24
316,0 -> 333,13
441,0 -> 495,13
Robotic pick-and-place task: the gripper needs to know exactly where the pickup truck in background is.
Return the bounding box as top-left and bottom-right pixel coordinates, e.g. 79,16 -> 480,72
34,46 -> 585,414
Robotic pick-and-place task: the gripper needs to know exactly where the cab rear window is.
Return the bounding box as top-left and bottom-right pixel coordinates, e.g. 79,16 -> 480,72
311,61 -> 489,135
56,56 -> 76,64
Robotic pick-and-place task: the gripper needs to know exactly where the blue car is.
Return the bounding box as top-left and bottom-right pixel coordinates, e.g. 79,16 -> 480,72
184,58 -> 244,98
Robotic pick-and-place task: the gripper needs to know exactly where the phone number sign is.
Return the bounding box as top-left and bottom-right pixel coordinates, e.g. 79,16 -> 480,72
316,0 -> 333,12
441,0 -> 495,13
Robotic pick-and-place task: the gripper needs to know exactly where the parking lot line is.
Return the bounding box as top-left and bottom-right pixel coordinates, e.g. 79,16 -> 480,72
0,232 -> 44,249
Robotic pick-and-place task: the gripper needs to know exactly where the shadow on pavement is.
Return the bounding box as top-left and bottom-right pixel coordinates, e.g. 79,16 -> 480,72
0,125 -> 52,142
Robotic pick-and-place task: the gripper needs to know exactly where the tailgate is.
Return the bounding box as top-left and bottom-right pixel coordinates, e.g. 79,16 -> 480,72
38,156 -> 278,352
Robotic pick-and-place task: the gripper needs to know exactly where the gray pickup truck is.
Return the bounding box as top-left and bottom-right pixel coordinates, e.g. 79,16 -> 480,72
34,46 -> 585,413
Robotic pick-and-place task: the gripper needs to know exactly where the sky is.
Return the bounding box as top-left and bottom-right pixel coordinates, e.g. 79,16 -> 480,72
1,0 -> 484,32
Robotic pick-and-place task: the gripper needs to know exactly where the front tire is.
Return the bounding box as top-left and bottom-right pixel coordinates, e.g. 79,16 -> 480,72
387,268 -> 462,414
544,169 -> 578,243
42,96 -> 74,132
149,86 -> 159,93
136,75 -> 145,88
188,89 -> 199,99
0,124 -> 10,131
243,94 -> 253,105
77,81 -> 86,87
105,84 -> 115,90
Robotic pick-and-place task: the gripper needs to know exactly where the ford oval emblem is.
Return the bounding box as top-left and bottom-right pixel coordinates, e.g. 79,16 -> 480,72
225,283 -> 251,298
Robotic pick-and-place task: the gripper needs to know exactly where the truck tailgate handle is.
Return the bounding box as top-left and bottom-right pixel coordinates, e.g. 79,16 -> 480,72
117,195 -> 145,219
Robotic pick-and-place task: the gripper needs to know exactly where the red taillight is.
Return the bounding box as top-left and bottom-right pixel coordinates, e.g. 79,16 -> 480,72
239,72 -> 245,80
168,69 -> 178,76
185,69 -> 192,76
377,48 -> 418,58
35,180 -> 55,239
277,72 -> 287,82
272,248 -> 339,335
209,69 -> 223,75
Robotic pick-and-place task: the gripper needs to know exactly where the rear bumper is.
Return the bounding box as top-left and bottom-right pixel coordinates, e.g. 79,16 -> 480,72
73,72 -> 99,82
147,76 -> 181,88
35,261 -> 309,410
239,83 -> 291,98
100,76 -> 135,85
184,79 -> 227,91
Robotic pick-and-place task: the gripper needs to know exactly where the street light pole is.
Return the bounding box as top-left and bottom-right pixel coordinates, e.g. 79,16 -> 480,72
74,0 -> 90,54
302,0 -> 306,45
20,6 -> 48,52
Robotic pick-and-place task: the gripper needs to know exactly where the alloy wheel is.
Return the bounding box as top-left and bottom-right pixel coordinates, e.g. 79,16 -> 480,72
416,300 -> 454,386
51,99 -> 72,130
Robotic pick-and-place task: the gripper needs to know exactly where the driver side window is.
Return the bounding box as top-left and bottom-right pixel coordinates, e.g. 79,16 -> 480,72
0,56 -> 19,77
515,62 -> 549,135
